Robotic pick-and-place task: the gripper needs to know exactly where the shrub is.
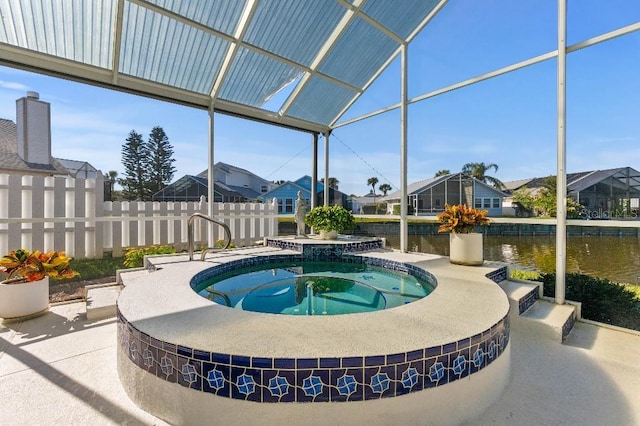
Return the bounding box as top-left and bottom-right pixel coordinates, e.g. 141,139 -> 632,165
392,204 -> 414,215
124,245 -> 176,268
305,205 -> 356,233
540,273 -> 640,330
510,269 -> 541,281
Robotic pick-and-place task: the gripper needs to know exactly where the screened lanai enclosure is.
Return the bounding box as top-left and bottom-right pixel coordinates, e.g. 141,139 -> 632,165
1,0 -> 639,304
569,167 -> 640,217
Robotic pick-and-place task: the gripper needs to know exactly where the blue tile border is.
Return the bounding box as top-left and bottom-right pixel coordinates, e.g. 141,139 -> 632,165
118,309 -> 510,404
485,266 -> 508,283
518,286 -> 540,315
265,238 -> 385,259
562,311 -> 575,341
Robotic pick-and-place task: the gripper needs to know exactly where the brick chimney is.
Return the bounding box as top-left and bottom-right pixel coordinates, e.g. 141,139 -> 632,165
16,91 -> 52,165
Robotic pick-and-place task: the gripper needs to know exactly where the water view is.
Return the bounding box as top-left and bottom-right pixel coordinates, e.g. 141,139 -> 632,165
383,234 -> 640,285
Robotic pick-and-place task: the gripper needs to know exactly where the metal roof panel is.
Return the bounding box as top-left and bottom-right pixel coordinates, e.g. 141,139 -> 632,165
362,0 -> 441,39
120,2 -> 228,94
318,16 -> 399,88
287,76 -> 357,125
0,0 -> 114,68
243,0 -> 345,66
218,47 -> 303,107
144,0 -> 243,35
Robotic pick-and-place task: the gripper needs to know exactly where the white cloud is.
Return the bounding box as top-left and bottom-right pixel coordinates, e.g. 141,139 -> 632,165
52,109 -> 134,135
0,80 -> 30,91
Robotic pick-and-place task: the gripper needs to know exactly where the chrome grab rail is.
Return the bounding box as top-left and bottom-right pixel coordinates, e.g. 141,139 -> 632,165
187,213 -> 232,261
204,288 -> 232,307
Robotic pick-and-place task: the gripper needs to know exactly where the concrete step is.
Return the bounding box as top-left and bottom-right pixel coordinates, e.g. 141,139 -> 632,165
498,279 -> 576,342
85,284 -> 120,321
498,279 -> 541,316
521,299 -> 576,342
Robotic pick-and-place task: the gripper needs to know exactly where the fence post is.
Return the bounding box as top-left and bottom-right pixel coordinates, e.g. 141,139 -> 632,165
44,176 -> 54,252
112,201 -> 123,257
31,175 -> 45,251
20,175 -> 33,249
85,178 -> 96,258
144,202 -> 153,246
271,197 -> 279,236
74,178 -> 86,258
53,176 -> 65,252
0,174 -> 9,254
157,201 -> 167,245
94,174 -> 104,258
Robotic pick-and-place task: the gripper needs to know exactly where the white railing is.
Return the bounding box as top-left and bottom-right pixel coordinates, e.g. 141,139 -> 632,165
0,173 -> 278,258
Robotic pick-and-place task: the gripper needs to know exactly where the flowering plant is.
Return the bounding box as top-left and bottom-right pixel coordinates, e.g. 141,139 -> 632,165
436,204 -> 490,234
0,249 -> 78,284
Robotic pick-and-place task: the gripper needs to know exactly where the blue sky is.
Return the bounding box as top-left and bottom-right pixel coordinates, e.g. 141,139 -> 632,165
1,0 -> 639,197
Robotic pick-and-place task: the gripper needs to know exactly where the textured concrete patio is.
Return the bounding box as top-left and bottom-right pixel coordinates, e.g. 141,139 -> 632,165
1,290 -> 639,425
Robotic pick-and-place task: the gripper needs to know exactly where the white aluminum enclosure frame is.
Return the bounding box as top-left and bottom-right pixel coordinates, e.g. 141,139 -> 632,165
1,1 -> 639,304
333,3 -> 640,304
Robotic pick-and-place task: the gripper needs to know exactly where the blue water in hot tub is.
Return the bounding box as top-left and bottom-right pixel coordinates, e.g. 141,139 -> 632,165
193,261 -> 434,316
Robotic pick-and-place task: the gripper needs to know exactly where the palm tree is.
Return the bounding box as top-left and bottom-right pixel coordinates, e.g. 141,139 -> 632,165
367,177 -> 379,195
107,170 -> 118,192
434,169 -> 450,177
379,183 -> 392,196
461,162 -> 505,189
320,177 -> 340,190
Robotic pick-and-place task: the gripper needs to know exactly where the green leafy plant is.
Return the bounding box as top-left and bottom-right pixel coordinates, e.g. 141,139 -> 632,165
510,269 -> 541,281
392,204 -> 414,215
0,249 -> 78,284
123,245 -> 176,268
541,273 -> 640,330
436,204 -> 490,234
305,205 -> 356,233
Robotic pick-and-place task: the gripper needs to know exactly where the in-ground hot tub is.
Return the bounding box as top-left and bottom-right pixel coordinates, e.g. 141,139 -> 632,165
117,237 -> 511,425
192,259 -> 435,315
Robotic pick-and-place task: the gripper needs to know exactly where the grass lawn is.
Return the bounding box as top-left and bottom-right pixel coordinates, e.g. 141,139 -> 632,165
46,255 -> 125,303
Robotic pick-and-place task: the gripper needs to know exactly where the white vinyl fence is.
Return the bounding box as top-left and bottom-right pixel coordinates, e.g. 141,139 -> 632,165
0,174 -> 278,258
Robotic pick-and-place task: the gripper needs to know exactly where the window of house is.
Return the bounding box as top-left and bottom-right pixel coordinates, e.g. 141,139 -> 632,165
261,185 -> 267,193
493,198 -> 500,208
277,199 -> 283,213
475,198 -> 482,208
285,198 -> 293,213
483,198 -> 491,208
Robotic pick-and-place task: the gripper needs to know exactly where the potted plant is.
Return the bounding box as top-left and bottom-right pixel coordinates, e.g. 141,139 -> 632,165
436,204 -> 490,265
305,205 -> 356,240
0,249 -> 78,319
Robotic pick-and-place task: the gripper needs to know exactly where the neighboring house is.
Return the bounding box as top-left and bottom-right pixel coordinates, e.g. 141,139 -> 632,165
0,92 -> 100,178
258,175 -> 348,214
382,173 -> 507,216
152,162 -> 274,202
349,191 -> 380,214
503,167 -> 640,218
203,162 -> 274,199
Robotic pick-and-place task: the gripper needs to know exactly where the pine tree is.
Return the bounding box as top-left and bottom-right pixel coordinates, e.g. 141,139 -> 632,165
119,130 -> 150,200
147,126 -> 176,196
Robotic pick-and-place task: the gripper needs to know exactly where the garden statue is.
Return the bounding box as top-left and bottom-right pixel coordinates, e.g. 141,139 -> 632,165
294,191 -> 307,238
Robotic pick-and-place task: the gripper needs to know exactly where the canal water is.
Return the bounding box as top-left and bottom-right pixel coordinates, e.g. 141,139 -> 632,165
382,234 -> 640,285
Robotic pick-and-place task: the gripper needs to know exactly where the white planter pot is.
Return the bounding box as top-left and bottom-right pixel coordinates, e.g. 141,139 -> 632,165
449,233 -> 484,266
0,276 -> 49,320
319,230 -> 338,240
